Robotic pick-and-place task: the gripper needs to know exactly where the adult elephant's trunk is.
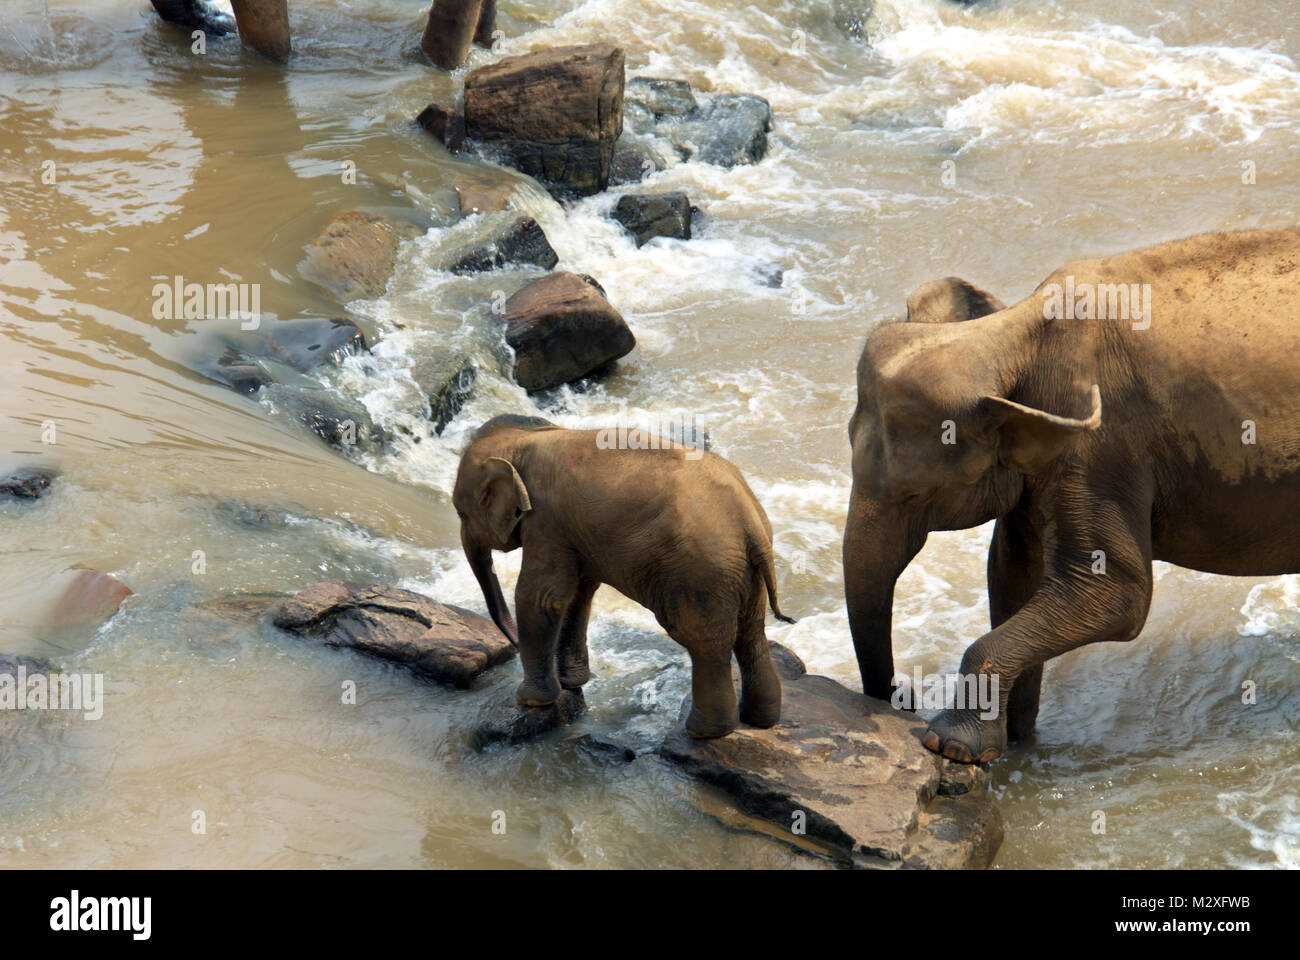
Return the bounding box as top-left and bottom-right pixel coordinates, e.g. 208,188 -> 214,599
842,487 -> 926,702
462,530 -> 519,647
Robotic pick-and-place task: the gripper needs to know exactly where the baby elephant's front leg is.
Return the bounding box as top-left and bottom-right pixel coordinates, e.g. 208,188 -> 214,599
513,561 -> 579,708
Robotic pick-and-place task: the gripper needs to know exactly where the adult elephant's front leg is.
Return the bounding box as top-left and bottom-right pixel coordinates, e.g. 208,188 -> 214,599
927,486 -> 1155,763
988,509 -> 1045,741
557,578 -> 598,690
514,560 -> 579,708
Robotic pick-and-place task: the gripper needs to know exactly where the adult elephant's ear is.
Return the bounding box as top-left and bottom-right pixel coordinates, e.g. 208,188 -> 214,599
480,457 -> 532,543
982,385 -> 1102,474
906,277 -> 1006,324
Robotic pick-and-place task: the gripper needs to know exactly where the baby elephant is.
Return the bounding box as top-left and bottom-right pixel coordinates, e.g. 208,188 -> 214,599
453,415 -> 794,739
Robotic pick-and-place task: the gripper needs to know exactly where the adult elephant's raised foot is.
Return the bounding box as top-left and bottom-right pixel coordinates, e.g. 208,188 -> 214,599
922,709 -> 1006,765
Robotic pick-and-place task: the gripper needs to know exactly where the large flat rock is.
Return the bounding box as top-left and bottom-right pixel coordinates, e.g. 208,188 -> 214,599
660,668 -> 1002,869
272,581 -> 514,688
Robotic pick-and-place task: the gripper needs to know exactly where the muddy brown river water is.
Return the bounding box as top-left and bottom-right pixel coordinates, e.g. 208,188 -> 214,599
1,0 -> 1298,868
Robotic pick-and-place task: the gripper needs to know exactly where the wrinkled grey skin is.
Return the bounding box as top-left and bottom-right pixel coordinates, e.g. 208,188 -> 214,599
844,228 -> 1300,763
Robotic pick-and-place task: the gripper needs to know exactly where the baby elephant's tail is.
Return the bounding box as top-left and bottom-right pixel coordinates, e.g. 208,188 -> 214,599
751,539 -> 796,624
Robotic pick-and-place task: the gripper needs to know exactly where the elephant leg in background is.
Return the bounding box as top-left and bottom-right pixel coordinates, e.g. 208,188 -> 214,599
230,0 -> 291,60
925,475 -> 1156,763
988,509 -> 1045,741
513,557 -> 580,708
734,574 -> 781,728
556,577 -> 599,690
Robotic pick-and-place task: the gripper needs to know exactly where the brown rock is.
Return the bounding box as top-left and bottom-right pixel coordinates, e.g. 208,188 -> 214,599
448,216 -> 557,274
43,570 -> 132,631
230,0 -> 290,60
455,174 -> 515,216
464,44 -> 625,197
659,672 -> 1003,869
299,211 -> 420,303
416,103 -> 466,154
272,581 -> 514,688
420,0 -> 494,70
471,688 -> 586,750
503,272 -> 635,391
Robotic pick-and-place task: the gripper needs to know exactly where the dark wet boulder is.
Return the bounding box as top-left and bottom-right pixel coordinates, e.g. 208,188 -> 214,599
502,272 -> 635,392
464,44 -> 625,197
416,103 -> 466,154
665,93 -> 773,168
261,383 -> 386,453
449,216 -> 558,274
660,666 -> 1003,869
410,351 -> 477,435
612,192 -> 692,247
149,0 -> 235,34
273,581 -> 515,688
299,210 -> 421,302
0,469 -> 55,502
264,318 -> 368,371
420,0 -> 495,70
471,688 -> 586,750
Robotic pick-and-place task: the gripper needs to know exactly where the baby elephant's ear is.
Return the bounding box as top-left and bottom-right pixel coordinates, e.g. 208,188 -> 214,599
982,385 -> 1102,475
483,457 -> 532,542
906,277 -> 1006,324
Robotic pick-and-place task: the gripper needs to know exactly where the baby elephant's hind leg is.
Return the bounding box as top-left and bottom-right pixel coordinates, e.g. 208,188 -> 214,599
736,586 -> 781,728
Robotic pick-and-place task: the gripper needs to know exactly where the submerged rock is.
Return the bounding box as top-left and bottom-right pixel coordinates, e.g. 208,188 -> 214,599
0,469 -> 55,502
502,272 -> 635,392
455,174 -> 516,216
261,382 -> 387,453
608,139 -> 667,186
471,688 -> 586,750
612,192 -> 692,247
449,216 -> 558,274
176,592 -> 285,644
273,581 -> 515,688
464,44 -> 626,197
665,93 -> 773,168
264,318 -> 368,371
625,77 -> 698,122
659,657 -> 1003,869
410,351 -> 477,435
299,210 -> 421,303
43,570 -> 132,632
416,103 -> 466,154
201,349 -> 276,395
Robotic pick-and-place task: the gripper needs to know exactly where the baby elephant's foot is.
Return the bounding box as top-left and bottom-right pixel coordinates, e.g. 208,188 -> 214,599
739,691 -> 781,729
515,677 -> 560,709
558,665 -> 589,691
922,708 -> 1007,764
685,706 -> 738,740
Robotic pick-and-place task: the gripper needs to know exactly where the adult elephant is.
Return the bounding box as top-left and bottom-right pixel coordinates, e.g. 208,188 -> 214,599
149,0 -> 492,65
843,227 -> 1300,763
